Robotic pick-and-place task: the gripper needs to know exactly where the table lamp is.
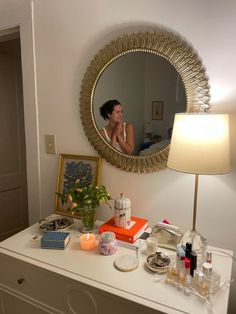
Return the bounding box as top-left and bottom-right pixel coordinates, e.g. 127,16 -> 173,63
167,113 -> 230,251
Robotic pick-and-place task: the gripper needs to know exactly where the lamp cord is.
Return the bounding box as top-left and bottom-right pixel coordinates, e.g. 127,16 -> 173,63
210,248 -> 236,263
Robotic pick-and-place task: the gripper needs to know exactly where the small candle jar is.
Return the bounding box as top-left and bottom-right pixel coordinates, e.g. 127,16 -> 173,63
99,231 -> 118,256
80,233 -> 96,250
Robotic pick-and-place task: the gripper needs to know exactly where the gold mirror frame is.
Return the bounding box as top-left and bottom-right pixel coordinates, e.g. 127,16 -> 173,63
80,30 -> 210,173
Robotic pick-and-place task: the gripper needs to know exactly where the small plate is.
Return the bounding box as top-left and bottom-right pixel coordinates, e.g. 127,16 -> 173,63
114,254 -> 139,272
39,217 -> 74,231
146,252 -> 170,273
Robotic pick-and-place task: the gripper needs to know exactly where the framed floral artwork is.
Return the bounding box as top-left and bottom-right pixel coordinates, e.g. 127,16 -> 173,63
152,100 -> 164,120
54,154 -> 101,218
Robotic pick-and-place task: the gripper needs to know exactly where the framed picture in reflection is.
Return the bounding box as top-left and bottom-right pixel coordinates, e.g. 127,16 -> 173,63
152,101 -> 164,120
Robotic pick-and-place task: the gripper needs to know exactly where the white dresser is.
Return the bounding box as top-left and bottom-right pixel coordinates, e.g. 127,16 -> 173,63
0,215 -> 233,314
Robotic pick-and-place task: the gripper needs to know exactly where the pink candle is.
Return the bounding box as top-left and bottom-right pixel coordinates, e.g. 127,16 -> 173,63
80,233 -> 96,250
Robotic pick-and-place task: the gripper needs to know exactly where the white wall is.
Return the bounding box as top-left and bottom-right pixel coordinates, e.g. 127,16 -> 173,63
1,0 -> 236,312
144,55 -> 185,138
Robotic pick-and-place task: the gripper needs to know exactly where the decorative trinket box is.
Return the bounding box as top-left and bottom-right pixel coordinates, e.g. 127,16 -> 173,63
99,231 -> 117,256
114,193 -> 131,229
151,223 -> 182,250
41,231 -> 70,249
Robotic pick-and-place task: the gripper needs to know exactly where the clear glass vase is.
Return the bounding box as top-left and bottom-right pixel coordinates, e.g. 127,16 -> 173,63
79,207 -> 96,233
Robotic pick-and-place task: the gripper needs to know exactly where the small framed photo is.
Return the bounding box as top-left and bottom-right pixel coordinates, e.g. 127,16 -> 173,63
152,101 -> 164,120
54,154 -> 101,218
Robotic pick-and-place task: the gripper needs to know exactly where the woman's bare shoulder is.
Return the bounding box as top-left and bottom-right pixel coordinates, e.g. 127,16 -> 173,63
125,122 -> 134,129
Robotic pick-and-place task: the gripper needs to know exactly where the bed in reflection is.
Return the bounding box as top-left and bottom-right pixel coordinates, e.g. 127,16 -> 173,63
139,139 -> 170,155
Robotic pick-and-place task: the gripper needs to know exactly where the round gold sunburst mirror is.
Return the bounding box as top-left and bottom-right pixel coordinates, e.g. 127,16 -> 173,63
80,30 -> 210,173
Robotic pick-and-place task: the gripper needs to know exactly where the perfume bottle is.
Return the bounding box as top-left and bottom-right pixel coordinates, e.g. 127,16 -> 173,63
193,270 -> 210,297
166,267 -> 177,287
202,262 -> 221,294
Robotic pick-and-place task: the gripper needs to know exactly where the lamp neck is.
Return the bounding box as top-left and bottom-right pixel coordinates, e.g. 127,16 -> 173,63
192,174 -> 199,231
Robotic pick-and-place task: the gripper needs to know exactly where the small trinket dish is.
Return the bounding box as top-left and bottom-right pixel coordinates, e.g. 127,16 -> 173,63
114,254 -> 139,272
146,252 -> 170,273
39,217 -> 74,231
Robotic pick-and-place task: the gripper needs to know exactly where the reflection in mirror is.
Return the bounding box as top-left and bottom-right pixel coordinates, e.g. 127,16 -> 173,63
94,52 -> 186,156
98,100 -> 135,155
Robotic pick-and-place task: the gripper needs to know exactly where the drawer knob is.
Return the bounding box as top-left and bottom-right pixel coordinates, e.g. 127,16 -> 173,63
17,278 -> 24,284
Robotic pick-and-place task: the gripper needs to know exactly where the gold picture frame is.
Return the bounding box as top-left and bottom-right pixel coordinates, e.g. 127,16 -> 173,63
152,101 -> 164,120
54,154 -> 101,218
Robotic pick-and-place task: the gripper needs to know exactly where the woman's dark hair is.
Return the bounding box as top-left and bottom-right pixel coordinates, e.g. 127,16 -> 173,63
100,99 -> 120,120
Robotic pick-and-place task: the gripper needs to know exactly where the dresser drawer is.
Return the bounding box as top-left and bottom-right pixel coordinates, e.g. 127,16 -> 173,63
0,253 -> 103,314
0,253 -> 72,312
0,253 -> 159,314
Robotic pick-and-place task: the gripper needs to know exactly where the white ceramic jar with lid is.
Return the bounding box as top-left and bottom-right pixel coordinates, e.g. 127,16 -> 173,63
114,193 -> 131,229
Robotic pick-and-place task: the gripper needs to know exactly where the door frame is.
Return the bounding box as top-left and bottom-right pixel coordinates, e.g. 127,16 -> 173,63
0,2 -> 41,224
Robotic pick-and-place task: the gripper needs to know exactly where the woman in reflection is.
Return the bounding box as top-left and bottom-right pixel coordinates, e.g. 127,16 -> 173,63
99,100 -> 134,155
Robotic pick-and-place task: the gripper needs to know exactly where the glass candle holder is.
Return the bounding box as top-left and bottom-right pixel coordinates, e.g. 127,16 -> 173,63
80,233 -> 96,250
146,236 -> 158,254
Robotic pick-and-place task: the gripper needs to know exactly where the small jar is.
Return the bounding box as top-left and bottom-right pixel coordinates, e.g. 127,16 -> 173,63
114,193 -> 131,229
146,236 -> 158,254
99,231 -> 118,256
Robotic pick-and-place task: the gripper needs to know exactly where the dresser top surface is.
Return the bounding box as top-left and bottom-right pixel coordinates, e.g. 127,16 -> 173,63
0,215 -> 233,314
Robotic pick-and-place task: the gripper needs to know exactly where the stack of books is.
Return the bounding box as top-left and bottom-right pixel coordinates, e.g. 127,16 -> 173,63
99,216 -> 149,244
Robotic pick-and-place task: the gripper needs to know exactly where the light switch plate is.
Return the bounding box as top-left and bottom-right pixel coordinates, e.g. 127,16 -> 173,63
45,134 -> 56,154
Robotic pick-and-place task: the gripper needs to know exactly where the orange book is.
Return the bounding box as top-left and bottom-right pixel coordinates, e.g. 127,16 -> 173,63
99,216 -> 149,243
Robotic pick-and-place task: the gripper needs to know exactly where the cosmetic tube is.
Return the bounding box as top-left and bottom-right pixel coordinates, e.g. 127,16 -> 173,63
185,242 -> 192,254
190,251 -> 197,277
185,242 -> 197,276
206,251 -> 212,264
176,245 -> 185,273
184,258 -> 191,295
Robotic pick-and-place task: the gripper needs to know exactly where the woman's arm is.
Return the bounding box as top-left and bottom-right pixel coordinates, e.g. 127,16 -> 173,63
100,129 -> 105,138
117,123 -> 134,155
111,124 -> 119,148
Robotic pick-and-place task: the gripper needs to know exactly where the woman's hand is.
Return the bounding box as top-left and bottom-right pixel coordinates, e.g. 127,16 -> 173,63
116,122 -> 123,138
111,122 -> 122,139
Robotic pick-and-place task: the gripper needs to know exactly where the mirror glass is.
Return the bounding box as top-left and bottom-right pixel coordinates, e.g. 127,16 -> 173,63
93,52 -> 186,156
80,31 -> 210,173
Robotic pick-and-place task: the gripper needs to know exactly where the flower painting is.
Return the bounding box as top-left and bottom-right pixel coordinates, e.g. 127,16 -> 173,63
63,160 -> 93,193
55,154 -> 101,217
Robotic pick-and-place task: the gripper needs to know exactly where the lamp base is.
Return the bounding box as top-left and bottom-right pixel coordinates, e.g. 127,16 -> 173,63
180,230 -> 207,264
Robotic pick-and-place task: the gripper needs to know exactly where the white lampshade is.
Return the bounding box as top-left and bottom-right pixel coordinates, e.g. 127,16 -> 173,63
167,113 -> 230,175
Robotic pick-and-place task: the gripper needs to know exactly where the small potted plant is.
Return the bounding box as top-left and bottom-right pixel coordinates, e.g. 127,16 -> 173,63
56,180 -> 111,233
